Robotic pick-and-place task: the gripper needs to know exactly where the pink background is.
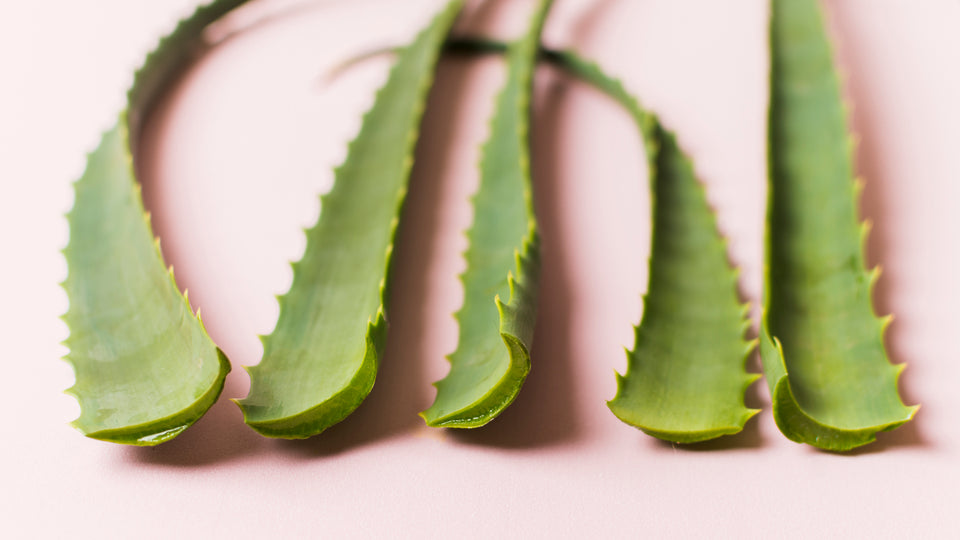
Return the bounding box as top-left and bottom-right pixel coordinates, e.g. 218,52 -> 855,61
2,0 -> 958,537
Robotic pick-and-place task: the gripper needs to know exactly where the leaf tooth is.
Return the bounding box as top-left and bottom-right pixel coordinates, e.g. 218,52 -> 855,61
880,313 -> 894,334
493,293 -> 509,319
890,360 -> 919,420
892,361 -> 908,383
858,215 -> 873,259
867,265 -> 883,299
63,377 -> 89,406
272,292 -> 289,320
612,369 -> 627,392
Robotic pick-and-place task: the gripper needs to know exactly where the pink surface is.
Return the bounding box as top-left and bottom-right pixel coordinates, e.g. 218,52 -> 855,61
1,0 -> 958,537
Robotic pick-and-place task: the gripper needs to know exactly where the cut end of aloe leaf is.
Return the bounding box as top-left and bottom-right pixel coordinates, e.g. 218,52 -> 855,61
239,348 -> 380,440
421,330 -> 532,428
422,233 -> 541,428
607,403 -> 761,445
768,373 -> 918,452
238,315 -> 386,439
760,328 -> 917,452
68,349 -> 230,446
608,381 -> 762,445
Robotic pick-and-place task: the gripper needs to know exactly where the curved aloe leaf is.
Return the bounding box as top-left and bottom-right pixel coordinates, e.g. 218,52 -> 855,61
610,121 -> 759,442
236,0 -> 464,438
762,0 -> 917,451
420,0 -> 553,428
541,54 -> 759,442
62,0 -> 251,445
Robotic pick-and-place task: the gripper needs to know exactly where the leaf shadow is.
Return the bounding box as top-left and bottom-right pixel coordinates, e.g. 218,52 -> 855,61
825,0 -> 926,452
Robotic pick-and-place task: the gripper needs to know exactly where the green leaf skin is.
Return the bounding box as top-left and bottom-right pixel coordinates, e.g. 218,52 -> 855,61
62,0 -> 251,445
608,121 -> 759,443
762,0 -> 917,451
236,1 -> 464,439
539,53 -> 759,443
420,0 -> 553,428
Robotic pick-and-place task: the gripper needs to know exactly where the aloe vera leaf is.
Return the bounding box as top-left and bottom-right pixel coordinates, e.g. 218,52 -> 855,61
420,0 -> 553,428
608,120 -> 760,443
62,0 -> 250,446
762,0 -> 917,451
534,52 -> 759,442
236,0 -> 464,439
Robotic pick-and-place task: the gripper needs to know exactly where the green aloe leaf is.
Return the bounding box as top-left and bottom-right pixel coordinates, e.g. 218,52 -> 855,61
236,0 -> 464,438
762,0 -> 917,451
420,0 -> 553,428
609,121 -> 759,443
62,0 -> 251,446
541,53 -> 759,443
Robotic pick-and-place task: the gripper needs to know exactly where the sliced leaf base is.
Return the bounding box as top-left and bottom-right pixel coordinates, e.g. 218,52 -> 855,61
238,317 -> 386,438
73,350 -> 231,446
422,235 -> 540,427
761,328 -> 916,452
